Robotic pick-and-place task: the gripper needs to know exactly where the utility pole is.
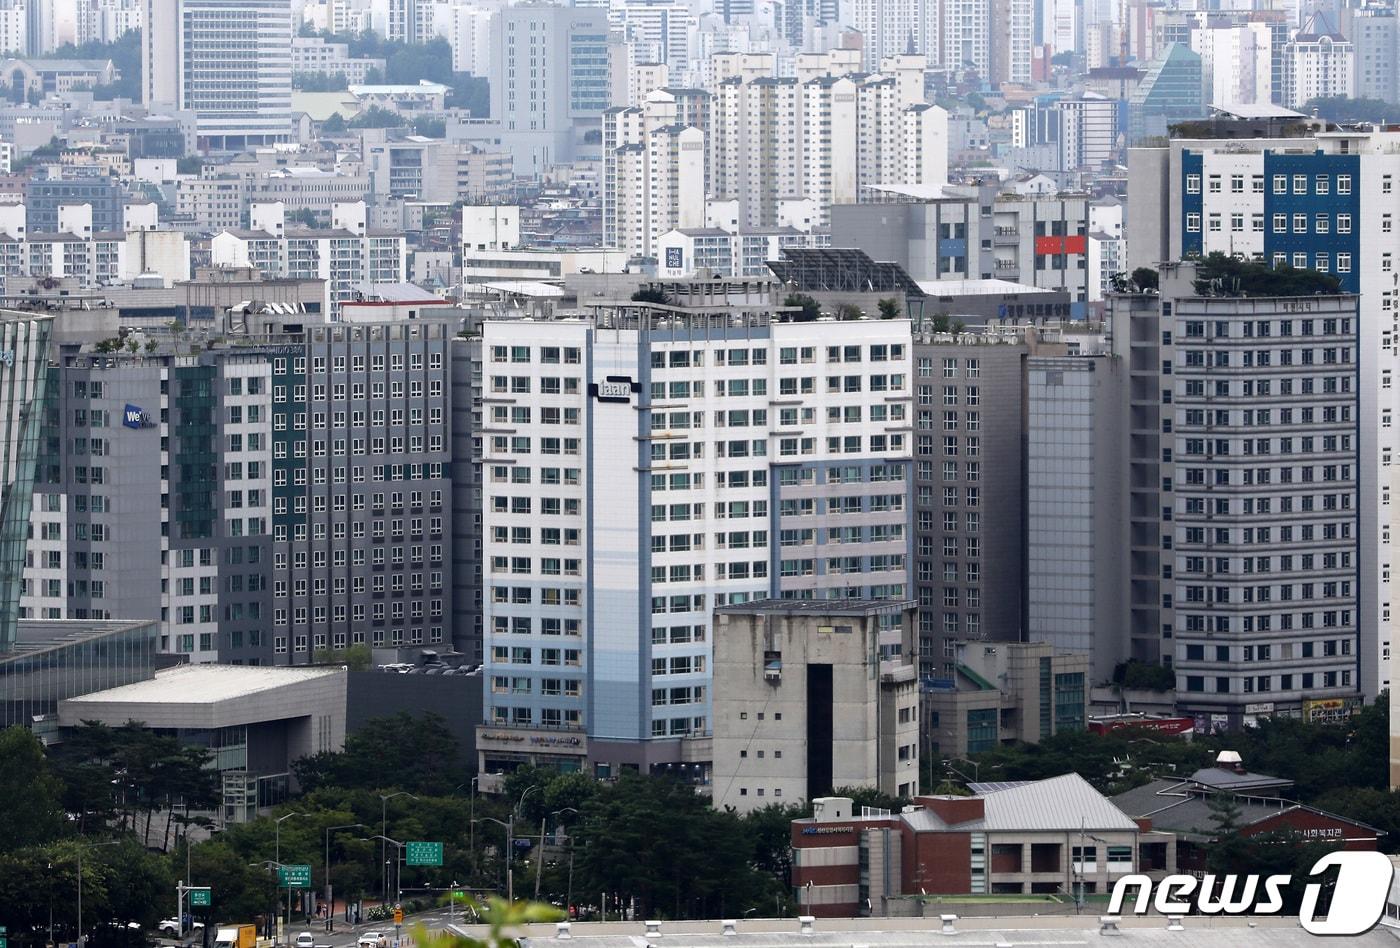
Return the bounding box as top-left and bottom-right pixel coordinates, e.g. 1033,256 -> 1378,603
533,817 -> 546,901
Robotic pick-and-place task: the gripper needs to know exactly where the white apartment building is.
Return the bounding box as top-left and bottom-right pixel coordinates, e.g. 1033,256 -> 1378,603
1128,128 -> 1400,700
211,202 -> 406,318
442,5 -> 493,75
1282,14 -> 1353,108
291,36 -> 386,84
1191,22 -> 1273,108
708,53 -> 945,231
476,280 -> 913,775
142,0 -> 293,149
0,202 -> 189,288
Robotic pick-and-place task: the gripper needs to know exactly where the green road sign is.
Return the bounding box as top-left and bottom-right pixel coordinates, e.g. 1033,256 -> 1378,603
278,864 -> 312,888
405,841 -> 443,866
2,923 -> 9,948
189,888 -> 212,908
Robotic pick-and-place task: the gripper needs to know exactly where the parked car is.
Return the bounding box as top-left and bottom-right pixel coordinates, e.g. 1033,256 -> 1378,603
295,934 -> 315,948
357,934 -> 386,948
158,920 -> 204,937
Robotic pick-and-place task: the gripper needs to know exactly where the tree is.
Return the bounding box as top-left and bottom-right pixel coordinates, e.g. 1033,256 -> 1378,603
413,115 -> 446,138
292,711 -> 464,795
630,287 -> 671,305
176,156 -> 203,176
783,293 -> 821,321
347,106 -> 404,129
835,303 -> 866,320
1305,95 -> 1400,126
927,312 -> 965,333
1192,251 -> 1341,297
0,726 -> 66,852
47,30 -> 141,100
1130,266 -> 1158,291
1115,660 -> 1174,691
877,297 -> 901,319
322,112 -> 348,134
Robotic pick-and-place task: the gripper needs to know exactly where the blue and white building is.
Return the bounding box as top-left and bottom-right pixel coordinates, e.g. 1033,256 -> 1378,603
476,278 -> 913,776
1129,126 -> 1400,701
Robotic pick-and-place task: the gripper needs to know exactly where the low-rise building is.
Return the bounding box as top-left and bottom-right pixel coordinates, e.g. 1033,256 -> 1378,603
1113,751 -> 1382,868
791,777 -> 1176,917
712,600 -> 921,813
923,641 -> 1090,758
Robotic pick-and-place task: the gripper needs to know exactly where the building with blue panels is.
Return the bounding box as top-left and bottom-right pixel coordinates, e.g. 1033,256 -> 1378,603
1129,126 -> 1400,702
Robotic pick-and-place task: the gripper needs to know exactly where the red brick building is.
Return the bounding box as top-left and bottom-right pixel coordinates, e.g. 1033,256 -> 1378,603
790,774 -> 1177,917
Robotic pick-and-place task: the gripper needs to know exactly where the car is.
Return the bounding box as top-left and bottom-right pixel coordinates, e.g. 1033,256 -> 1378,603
159,920 -> 204,937
357,933 -> 385,948
295,934 -> 315,948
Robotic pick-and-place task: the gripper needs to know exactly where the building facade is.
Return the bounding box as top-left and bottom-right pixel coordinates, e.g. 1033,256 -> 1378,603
1113,261 -> 1361,727
476,280 -> 913,775
711,600 -> 920,812
0,310 -> 51,652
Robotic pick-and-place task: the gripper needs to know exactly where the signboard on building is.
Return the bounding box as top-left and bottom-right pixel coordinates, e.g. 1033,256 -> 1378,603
405,841 -> 443,866
589,376 -> 638,404
189,888 -> 211,907
122,404 -> 152,429
1304,697 -> 1361,724
665,247 -> 683,270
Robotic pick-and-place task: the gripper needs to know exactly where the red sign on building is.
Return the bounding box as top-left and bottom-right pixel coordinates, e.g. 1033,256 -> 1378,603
1033,235 -> 1087,255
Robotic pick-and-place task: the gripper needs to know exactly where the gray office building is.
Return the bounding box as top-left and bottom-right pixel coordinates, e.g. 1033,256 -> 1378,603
912,333 -> 1027,679
1114,261 -> 1361,727
1025,354 -> 1127,682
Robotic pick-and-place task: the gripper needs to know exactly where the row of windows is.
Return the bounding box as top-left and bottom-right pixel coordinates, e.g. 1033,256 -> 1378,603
1185,171 -> 1354,196
1183,669 -> 1352,692
1183,639 -> 1351,661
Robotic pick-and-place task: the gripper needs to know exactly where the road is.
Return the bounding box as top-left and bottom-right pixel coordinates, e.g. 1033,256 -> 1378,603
274,906 -> 474,948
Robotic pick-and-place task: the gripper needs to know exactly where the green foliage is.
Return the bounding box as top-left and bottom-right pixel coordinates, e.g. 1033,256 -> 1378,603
1192,251 -> 1342,297
295,72 -> 350,92
835,303 -> 866,320
419,898 -> 563,948
319,32 -> 489,114
291,711 -> 465,794
927,312 -> 966,333
48,30 -> 141,100
572,772 -> 783,918
0,726 -> 66,852
877,297 -> 902,319
1305,96 -> 1400,126
176,156 -> 202,175
783,293 -> 821,321
413,115 -> 447,138
313,642 -> 373,669
321,112 -> 348,133
630,287 -> 672,305
1113,660 -> 1175,692
1130,266 -> 1158,291
348,105 -> 405,129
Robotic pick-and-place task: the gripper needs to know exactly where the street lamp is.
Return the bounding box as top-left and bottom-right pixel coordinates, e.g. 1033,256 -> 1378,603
324,823 -> 365,922
275,812 -> 307,866
274,812 -> 308,941
464,776 -> 491,881
473,817 -> 512,902
942,757 -> 980,784
77,839 -> 122,948
379,793 -> 419,906
536,808 -> 580,901
367,836 -> 404,904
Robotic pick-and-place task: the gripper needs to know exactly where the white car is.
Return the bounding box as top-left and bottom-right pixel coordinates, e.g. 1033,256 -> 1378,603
357,934 -> 385,948
295,934 -> 315,948
159,920 -> 204,937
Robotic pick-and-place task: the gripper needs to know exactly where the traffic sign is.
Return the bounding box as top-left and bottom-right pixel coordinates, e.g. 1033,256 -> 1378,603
393,908 -> 404,925
278,864 -> 312,888
452,891 -> 466,899
405,841 -> 443,866
189,888 -> 212,907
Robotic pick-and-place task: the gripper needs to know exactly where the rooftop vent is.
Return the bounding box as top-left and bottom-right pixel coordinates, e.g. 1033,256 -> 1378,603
1099,916 -> 1122,936
720,921 -> 737,937
555,923 -> 571,940
644,921 -> 662,937
940,915 -> 958,935
799,916 -> 815,936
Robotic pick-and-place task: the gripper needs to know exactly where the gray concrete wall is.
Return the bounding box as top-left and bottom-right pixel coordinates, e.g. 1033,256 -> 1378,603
347,669 -> 482,771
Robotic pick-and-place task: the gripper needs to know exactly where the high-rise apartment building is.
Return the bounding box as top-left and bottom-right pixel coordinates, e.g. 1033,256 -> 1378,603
1342,5 -> 1398,104
476,279 -> 912,775
488,3 -> 611,175
1128,125 -> 1400,699
1113,261 -> 1361,727
143,0 -> 293,150
1127,43 -> 1203,145
1281,13 -> 1353,108
19,318 -> 456,665
0,310 -> 52,653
